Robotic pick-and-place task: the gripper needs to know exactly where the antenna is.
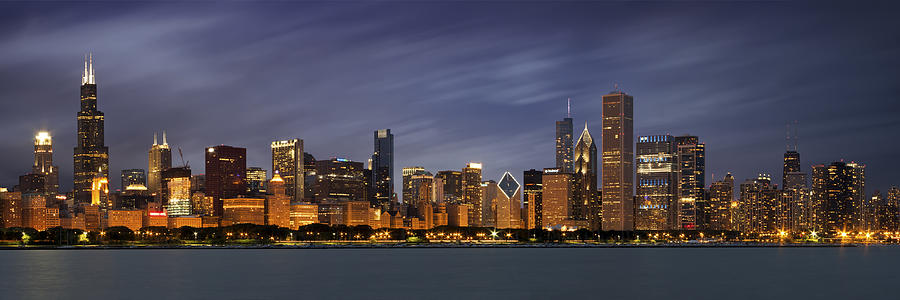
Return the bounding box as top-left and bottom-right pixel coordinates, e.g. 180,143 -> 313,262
786,120 -> 799,152
567,98 -> 571,118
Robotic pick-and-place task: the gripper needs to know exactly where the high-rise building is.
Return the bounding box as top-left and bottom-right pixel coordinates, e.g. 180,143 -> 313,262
148,132 -> 172,197
1,191 -> 22,228
314,158 -> 368,202
811,163 -> 861,234
572,123 -> 599,229
635,135 -> 678,230
162,167 -> 191,217
739,174 -> 784,234
707,173 -> 736,231
90,170 -> 110,211
402,166 -> 428,204
266,173 -> 291,228
674,135 -> 706,230
481,180 -> 498,227
73,54 -> 109,206
271,139 -> 304,203
205,145 -> 247,216
435,170 -> 463,203
495,172 -> 523,229
556,117 -> 574,173
541,168 -> 572,229
523,169 -> 543,229
121,169 -> 146,191
222,197 -> 265,226
601,88 -> 634,231
245,167 -> 268,195
462,162 -> 483,227
782,151 -> 807,190
371,129 -> 394,209
32,131 -> 58,194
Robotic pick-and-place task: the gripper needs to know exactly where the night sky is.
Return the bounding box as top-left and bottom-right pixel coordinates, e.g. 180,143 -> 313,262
0,1 -> 898,195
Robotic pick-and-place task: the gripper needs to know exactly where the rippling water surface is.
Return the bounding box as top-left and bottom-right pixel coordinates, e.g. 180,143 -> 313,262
0,246 -> 895,299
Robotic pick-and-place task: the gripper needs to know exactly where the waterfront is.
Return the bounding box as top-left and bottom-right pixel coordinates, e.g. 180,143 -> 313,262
0,246 -> 895,299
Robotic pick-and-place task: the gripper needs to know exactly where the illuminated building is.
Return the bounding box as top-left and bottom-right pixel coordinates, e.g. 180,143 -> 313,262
191,192 -> 214,216
90,168 -> 110,211
162,167 -> 192,216
436,170 -> 463,202
246,167 -> 268,195
401,166 -> 428,204
556,116 -> 574,173
495,172 -> 523,229
0,191 -> 22,228
303,152 -> 317,200
433,203 -> 448,227
148,132 -> 172,197
601,88 -> 634,231
811,161 -> 866,235
674,135 -> 705,230
205,145 -> 247,216
408,173 -> 435,215
635,135 -> 677,230
314,158 -> 367,202
371,129 -> 394,209
432,177 -> 444,204
18,174 -> 46,195
143,205 -> 168,228
73,54 -> 109,206
222,197 -> 265,226
740,175 -> 784,234
523,169 -> 542,229
32,131 -> 59,194
190,175 -> 205,193
707,173 -> 736,231
447,203 -> 469,227
60,215 -> 86,231
889,186 -> 900,207
343,201 -> 371,226
120,183 -> 152,210
572,123 -> 598,229
108,210 -> 143,231
266,173 -> 291,228
168,216 -> 202,229
121,169 -> 146,192
873,191 -> 899,232
845,162 -> 868,231
462,162 -> 483,226
783,151 -> 807,190
542,168 -> 572,228
290,203 -> 319,228
481,180 -> 497,227
271,139 -> 304,203
21,196 -> 60,231
82,204 -> 102,232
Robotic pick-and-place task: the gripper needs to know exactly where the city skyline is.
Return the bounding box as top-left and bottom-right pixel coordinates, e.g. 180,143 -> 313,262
0,2 -> 898,195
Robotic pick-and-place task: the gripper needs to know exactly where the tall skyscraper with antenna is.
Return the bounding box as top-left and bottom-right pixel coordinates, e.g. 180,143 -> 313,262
783,121 -> 806,190
148,131 -> 172,197
33,131 -> 59,194
555,98 -> 574,173
602,86 -> 634,231
73,53 -> 109,205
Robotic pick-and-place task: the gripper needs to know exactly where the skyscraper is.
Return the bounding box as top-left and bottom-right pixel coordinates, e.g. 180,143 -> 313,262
495,172 -> 523,229
523,169 -> 543,229
372,129 -> 394,209
162,167 -> 191,217
812,162 -> 867,235
271,139 -> 303,203
245,167 -> 267,195
73,54 -> 109,206
266,173 -> 291,228
121,169 -> 146,190
205,145 -> 247,216
635,135 -> 678,230
402,166 -> 427,204
435,170 -> 463,203
601,88 -> 634,231
148,132 -> 172,197
674,135 -> 705,230
541,168 -> 572,229
314,158 -> 368,202
555,111 -> 574,173
572,123 -> 598,229
708,173 -> 736,231
739,174 -> 783,234
33,131 -> 58,194
462,162 -> 483,227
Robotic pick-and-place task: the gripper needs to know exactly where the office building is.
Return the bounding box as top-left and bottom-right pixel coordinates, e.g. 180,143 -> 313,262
148,132 -> 172,196
556,116 -> 574,173
205,145 -> 247,216
601,88 -> 634,231
371,129 -> 394,209
523,169 -> 543,229
462,162 -> 483,226
707,173 -> 735,231
314,158 -> 367,202
266,173 -> 291,228
73,54 -> 109,206
635,135 -> 678,230
402,166 -> 428,204
675,135 -> 706,230
271,139 -> 304,203
162,167 -> 191,217
246,167 -> 267,195
121,169 -> 146,192
222,197 -> 265,226
494,172 -> 522,229
542,168 -> 572,228
572,123 -> 598,229
436,170 -> 463,203
32,131 -> 59,194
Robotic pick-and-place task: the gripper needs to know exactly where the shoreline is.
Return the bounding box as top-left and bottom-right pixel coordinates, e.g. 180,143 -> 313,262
0,242 -> 861,250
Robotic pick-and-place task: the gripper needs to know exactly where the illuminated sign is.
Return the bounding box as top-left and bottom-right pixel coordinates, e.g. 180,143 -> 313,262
149,211 -> 167,217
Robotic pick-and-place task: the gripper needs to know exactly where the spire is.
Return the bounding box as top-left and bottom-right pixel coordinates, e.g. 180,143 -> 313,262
89,52 -> 95,84
567,97 -> 571,118
153,132 -> 158,146
82,54 -> 88,85
162,130 -> 168,145
81,53 -> 95,85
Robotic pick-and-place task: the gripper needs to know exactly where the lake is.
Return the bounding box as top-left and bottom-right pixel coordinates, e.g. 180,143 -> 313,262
0,246 -> 895,299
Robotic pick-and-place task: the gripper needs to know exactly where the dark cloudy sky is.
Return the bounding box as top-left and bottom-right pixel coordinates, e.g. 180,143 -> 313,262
0,1 -> 898,195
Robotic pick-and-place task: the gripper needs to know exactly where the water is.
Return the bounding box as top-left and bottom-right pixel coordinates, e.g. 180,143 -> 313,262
0,246 -> 895,299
